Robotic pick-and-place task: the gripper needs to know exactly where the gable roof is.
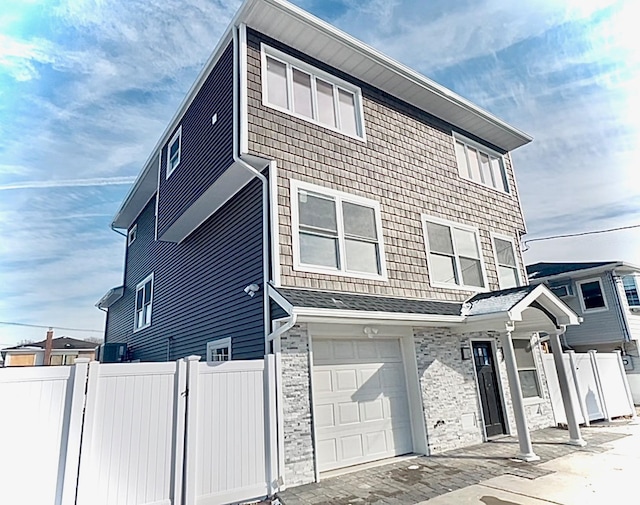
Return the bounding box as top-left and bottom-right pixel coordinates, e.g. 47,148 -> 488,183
525,261 -> 640,281
462,285 -> 536,316
112,0 -> 532,230
2,337 -> 98,351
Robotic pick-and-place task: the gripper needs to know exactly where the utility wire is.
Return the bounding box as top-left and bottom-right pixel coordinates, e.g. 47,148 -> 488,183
523,223 -> 640,251
0,321 -> 103,333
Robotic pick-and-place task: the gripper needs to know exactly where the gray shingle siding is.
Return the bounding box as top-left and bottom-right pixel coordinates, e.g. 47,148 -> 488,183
105,178 -> 265,361
246,29 -> 527,300
157,43 -> 235,237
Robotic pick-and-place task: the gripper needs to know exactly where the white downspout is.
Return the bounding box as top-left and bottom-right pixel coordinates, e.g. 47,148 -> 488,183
232,24 -> 271,356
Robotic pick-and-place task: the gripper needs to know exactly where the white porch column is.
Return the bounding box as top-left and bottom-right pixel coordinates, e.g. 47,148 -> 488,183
549,328 -> 586,446
502,328 -> 539,461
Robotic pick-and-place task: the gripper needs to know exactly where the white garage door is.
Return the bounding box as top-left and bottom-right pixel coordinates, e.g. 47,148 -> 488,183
312,338 -> 413,472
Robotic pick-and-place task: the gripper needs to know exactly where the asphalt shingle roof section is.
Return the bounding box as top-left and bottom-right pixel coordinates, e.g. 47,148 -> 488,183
526,262 -> 614,280
274,288 -> 463,316
463,285 -> 536,316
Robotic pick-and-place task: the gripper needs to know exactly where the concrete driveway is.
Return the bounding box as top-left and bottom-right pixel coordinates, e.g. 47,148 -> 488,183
277,420 -> 638,505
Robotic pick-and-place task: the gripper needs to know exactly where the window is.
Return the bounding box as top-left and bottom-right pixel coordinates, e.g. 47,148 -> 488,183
128,224 -> 137,246
134,273 -> 153,331
291,180 -> 386,279
206,338 -> 231,362
166,126 -> 182,179
491,234 -> 521,289
622,276 -> 640,307
262,44 -> 365,139
50,354 -> 77,366
576,278 -> 608,312
513,338 -> 541,399
454,134 -> 509,193
422,216 -> 486,290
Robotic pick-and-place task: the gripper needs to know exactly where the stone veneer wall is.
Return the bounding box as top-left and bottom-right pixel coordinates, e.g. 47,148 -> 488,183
413,328 -> 484,453
279,324 -> 316,486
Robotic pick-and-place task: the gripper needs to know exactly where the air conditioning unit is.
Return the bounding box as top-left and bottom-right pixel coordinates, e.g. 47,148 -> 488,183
98,343 -> 127,363
549,282 -> 574,298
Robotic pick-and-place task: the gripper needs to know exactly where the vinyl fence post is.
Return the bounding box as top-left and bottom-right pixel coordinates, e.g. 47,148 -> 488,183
589,350 -> 610,421
183,356 -> 201,505
615,351 -> 636,418
264,354 -> 279,495
172,359 -> 188,505
59,358 -> 90,505
567,351 -> 590,426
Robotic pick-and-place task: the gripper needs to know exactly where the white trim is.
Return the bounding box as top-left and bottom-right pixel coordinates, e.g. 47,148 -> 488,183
421,214 -> 489,292
133,272 -> 154,332
155,153 -> 161,241
269,160 -> 281,286
261,43 -> 366,142
294,307 -> 464,324
490,232 -> 523,289
206,337 -> 232,362
576,277 -> 609,313
290,179 -> 388,281
452,132 -> 510,194
239,23 -> 249,155
127,224 -> 137,246
165,126 -> 182,179
399,331 -> 429,455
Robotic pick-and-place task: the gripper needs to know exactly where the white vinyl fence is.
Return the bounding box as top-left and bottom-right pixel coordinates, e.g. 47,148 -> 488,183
0,356 -> 277,505
542,350 -> 635,426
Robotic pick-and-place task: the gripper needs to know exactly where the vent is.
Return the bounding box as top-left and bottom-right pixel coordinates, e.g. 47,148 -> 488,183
549,282 -> 574,298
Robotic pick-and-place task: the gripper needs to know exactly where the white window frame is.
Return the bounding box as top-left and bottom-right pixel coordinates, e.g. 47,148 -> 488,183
622,275 -> 640,308
576,277 -> 609,313
134,273 -> 154,332
421,215 -> 488,292
128,224 -> 137,246
166,126 -> 182,179
290,179 -> 388,281
261,43 -> 366,141
490,232 -> 523,289
512,337 -> 543,402
206,337 -> 231,362
453,133 -> 510,194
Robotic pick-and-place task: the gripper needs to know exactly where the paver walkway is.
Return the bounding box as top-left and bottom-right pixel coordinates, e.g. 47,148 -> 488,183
276,424 -> 628,505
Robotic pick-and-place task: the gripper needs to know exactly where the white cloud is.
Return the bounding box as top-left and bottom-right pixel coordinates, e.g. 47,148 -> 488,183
0,176 -> 137,190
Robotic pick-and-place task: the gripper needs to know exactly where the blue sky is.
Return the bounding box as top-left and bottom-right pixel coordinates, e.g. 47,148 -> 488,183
1,0 -> 638,347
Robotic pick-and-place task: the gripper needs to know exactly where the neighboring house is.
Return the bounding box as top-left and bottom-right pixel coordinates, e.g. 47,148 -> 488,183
1,337 -> 98,367
527,261 -> 640,404
97,0 -> 583,487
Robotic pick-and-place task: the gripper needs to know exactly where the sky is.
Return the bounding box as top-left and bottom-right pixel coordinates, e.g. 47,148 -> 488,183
1,0 -> 639,347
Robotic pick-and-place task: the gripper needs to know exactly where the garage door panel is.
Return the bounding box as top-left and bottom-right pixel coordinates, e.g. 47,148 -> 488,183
313,338 -> 413,472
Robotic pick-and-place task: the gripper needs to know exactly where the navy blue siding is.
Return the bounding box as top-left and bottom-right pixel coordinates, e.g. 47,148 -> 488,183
270,300 -> 288,322
106,178 -> 265,361
157,43 -> 235,237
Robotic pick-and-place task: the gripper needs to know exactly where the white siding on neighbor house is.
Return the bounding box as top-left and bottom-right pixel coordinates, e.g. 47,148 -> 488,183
559,272 -> 626,348
612,274 -> 640,343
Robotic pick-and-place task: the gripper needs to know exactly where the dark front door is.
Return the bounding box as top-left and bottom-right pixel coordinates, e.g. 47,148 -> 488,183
472,341 -> 506,438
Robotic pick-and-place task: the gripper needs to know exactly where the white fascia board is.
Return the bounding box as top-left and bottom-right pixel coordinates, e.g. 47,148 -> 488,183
511,284 -> 580,325
292,307 -> 464,326
528,263 -> 624,283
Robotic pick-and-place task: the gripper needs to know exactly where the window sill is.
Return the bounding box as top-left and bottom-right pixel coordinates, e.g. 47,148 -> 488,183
458,173 -> 510,196
430,281 -> 488,293
293,263 -> 388,282
133,323 -> 152,333
523,396 -> 545,406
581,307 -> 609,314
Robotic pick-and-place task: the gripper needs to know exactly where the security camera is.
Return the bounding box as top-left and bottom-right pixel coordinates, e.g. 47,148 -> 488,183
244,284 -> 260,297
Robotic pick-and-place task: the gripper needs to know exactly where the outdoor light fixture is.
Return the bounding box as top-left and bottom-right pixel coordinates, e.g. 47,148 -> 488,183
363,326 -> 379,338
460,346 -> 472,360
243,284 -> 260,297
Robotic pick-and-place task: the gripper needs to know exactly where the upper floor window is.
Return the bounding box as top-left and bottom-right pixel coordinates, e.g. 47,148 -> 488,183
513,338 -> 541,399
262,44 -> 365,140
134,273 -> 154,331
576,278 -> 608,313
622,275 -> 640,307
207,337 -> 231,362
290,179 -> 386,280
128,224 -> 137,246
422,216 -> 486,290
454,134 -> 509,193
166,126 -> 182,179
491,234 -> 522,289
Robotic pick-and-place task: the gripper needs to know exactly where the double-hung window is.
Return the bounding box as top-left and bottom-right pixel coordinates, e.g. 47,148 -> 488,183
454,134 -> 509,193
491,234 -> 522,289
423,216 -> 486,289
166,126 -> 182,179
262,44 -> 365,139
206,337 -> 231,362
622,275 -> 640,307
513,338 -> 541,399
576,278 -> 608,312
291,180 -> 386,279
134,273 -> 153,331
